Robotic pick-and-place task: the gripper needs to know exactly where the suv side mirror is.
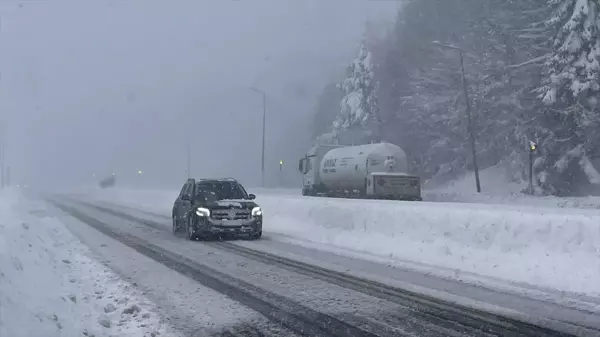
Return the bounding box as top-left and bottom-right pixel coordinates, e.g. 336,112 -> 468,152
248,194 -> 256,200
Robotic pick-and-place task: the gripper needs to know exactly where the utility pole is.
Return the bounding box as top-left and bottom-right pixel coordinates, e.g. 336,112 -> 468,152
249,86 -> 267,187
459,50 -> 481,193
432,41 -> 481,193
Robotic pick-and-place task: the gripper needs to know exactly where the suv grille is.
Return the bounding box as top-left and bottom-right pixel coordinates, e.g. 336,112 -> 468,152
211,209 -> 251,220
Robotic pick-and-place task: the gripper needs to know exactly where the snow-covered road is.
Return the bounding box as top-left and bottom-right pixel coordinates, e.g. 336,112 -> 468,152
55,192 -> 600,334
52,197 -> 599,336
4,187 -> 600,336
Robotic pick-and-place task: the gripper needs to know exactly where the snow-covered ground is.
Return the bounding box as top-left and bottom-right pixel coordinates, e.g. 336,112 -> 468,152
80,179 -> 600,300
0,188 -> 179,337
425,166 -> 600,209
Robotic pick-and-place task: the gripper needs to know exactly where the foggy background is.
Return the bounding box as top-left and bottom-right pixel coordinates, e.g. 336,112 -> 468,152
0,0 -> 399,190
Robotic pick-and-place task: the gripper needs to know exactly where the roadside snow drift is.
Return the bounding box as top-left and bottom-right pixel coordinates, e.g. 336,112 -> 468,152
0,189 -> 176,337
424,166 -> 600,209
260,194 -> 600,295
86,187 -> 600,297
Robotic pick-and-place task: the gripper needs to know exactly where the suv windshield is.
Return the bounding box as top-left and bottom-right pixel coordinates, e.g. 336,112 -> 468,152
195,181 -> 248,201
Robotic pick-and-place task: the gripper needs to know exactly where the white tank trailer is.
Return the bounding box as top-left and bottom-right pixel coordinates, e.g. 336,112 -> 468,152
298,142 -> 422,200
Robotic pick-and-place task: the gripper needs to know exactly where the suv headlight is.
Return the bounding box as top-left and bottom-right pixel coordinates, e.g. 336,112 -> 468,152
251,207 -> 262,217
196,207 -> 210,217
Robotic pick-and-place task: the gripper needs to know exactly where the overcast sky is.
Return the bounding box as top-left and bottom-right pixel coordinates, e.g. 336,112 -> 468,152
0,0 -> 399,190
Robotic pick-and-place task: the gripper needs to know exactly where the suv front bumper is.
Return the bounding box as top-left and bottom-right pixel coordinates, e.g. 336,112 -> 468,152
192,216 -> 262,237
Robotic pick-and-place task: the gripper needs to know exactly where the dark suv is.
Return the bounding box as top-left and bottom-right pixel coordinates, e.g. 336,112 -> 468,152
172,178 -> 262,240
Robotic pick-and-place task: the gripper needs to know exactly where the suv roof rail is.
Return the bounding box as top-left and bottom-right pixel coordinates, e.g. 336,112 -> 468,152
197,177 -> 238,182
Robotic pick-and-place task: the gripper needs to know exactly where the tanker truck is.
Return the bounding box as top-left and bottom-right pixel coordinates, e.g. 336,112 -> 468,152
297,142 -> 422,200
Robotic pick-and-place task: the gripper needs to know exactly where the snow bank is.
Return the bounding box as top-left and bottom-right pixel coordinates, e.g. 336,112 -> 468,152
86,187 -> 600,297
425,166 -> 600,210
425,165 -> 525,197
257,194 -> 600,296
0,188 -> 177,337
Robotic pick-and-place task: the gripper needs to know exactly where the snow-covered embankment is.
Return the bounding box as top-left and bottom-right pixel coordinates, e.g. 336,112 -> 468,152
260,194 -> 600,296
0,189 -> 176,337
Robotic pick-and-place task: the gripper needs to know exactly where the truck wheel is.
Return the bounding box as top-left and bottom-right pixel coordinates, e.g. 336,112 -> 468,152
249,231 -> 262,240
186,217 -> 197,241
360,179 -> 367,198
303,186 -> 315,196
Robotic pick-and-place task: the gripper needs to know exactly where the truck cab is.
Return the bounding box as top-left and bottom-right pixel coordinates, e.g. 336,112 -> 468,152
298,144 -> 341,196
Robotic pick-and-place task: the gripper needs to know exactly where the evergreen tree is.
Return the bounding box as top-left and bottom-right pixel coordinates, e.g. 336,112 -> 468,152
541,0 -> 600,107
332,43 -> 381,145
536,0 -> 600,195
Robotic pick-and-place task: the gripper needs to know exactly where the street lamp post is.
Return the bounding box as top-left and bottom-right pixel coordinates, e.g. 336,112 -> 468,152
279,159 -> 284,187
0,130 -> 4,189
528,141 -> 537,194
185,136 -> 191,179
249,86 -> 267,188
432,41 -> 481,193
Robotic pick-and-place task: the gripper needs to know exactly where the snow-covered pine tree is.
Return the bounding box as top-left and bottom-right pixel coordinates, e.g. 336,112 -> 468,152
536,0 -> 600,195
541,0 -> 600,106
332,43 -> 381,145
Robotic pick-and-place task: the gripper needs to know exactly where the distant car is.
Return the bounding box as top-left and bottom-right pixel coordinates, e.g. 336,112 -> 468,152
172,178 -> 262,240
99,174 -> 116,188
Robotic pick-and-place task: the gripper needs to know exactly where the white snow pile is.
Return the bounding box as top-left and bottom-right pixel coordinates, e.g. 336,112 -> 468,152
257,194 -> 600,297
0,189 -> 177,337
86,187 -> 600,297
424,165 -> 600,209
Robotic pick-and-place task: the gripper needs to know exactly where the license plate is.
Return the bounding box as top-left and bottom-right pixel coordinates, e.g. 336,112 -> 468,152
221,219 -> 242,227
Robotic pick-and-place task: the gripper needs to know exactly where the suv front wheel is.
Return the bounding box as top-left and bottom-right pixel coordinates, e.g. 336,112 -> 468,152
186,216 -> 197,241
172,215 -> 180,235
